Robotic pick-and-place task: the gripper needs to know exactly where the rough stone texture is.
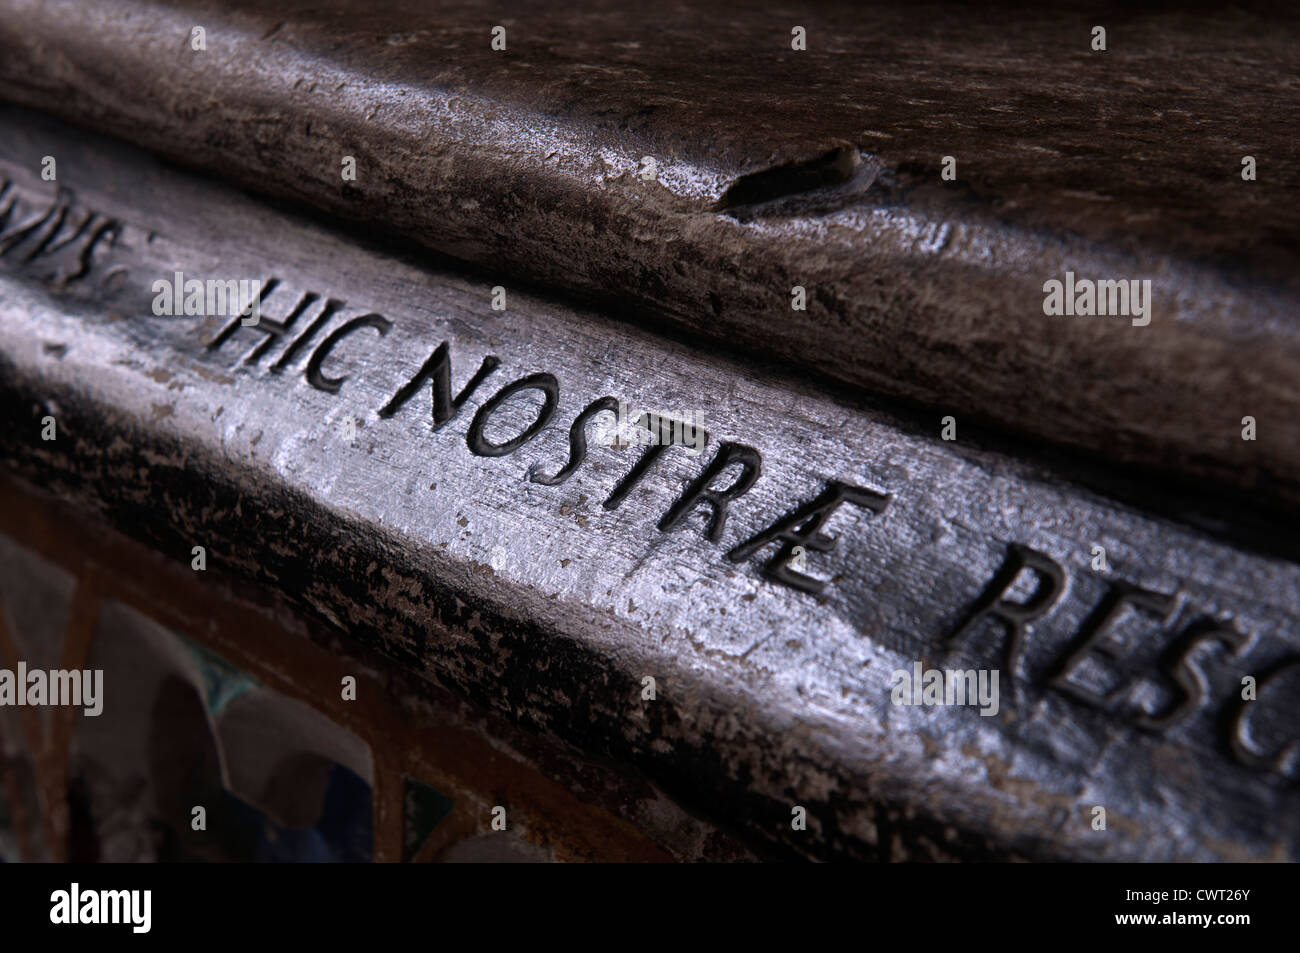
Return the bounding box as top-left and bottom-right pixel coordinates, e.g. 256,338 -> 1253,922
2,107 -> 1299,861
0,508 -> 748,861
0,1 -> 1297,510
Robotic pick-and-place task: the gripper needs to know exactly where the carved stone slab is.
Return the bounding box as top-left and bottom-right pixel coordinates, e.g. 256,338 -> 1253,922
1,1 -> 1297,509
2,107 -> 1298,861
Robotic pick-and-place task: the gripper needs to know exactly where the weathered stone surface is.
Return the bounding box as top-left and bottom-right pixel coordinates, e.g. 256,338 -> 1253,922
1,1 -> 1296,509
2,107 -> 1299,861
